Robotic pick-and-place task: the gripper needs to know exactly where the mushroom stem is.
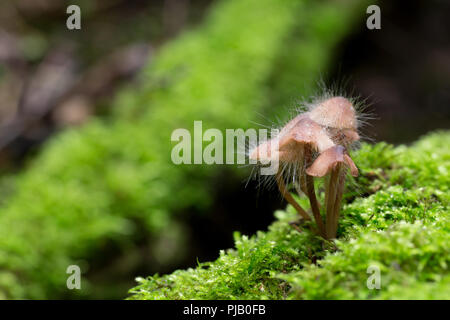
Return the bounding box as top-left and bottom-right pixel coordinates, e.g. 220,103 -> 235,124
276,170 -> 311,221
331,171 -> 346,238
324,175 -> 329,209
305,174 -> 326,237
325,164 -> 341,239
304,146 -> 326,237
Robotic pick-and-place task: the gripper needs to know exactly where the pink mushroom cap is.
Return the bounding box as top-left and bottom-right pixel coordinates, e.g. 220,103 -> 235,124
306,145 -> 358,177
309,96 -> 357,130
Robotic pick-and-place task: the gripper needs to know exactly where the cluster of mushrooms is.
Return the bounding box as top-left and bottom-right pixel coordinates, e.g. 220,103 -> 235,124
250,96 -> 360,240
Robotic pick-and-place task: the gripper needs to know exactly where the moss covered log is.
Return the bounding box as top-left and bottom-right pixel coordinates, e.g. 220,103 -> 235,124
0,0 -> 368,299
129,131 -> 450,300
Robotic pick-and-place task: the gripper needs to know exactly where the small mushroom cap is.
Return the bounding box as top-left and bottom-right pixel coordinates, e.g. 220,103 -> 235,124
249,114 -> 308,162
278,116 -> 334,153
306,145 -> 358,177
250,114 -> 335,163
309,96 -> 357,130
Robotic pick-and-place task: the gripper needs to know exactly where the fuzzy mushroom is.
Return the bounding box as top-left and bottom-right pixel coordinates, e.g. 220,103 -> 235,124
249,115 -> 334,163
277,116 -> 335,162
250,115 -> 335,235
309,96 -> 360,147
309,96 -> 357,130
276,116 -> 338,236
248,94 -> 365,239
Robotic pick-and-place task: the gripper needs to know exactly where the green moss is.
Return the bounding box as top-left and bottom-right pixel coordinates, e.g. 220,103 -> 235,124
0,0 -> 366,299
129,131 -> 450,300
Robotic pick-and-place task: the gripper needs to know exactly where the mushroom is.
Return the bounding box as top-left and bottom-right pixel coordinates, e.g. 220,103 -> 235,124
309,96 -> 357,130
277,116 -> 334,162
309,96 -> 359,147
250,115 -> 336,235
276,116 -> 336,236
249,95 -> 363,239
306,145 -> 358,239
248,115 -> 309,163
250,114 -> 335,163
249,94 -> 364,239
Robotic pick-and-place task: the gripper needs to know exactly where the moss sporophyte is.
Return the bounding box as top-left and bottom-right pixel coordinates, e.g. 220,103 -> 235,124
250,96 -> 361,239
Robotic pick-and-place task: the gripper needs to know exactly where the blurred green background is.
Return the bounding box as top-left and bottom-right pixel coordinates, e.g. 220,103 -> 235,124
0,0 -> 448,299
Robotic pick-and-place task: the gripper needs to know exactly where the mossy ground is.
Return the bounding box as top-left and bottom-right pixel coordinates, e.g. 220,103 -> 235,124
129,131 -> 450,300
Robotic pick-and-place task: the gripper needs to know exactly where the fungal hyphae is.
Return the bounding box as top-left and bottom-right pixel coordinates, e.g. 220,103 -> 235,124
249,94 -> 366,239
